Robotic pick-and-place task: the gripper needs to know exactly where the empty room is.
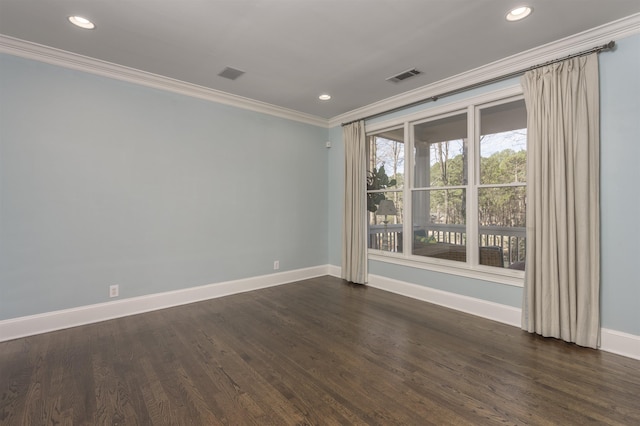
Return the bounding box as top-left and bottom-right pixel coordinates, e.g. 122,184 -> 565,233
1,1 -> 640,424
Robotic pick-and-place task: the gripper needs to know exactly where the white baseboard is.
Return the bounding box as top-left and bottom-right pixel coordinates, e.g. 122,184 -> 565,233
327,264 -> 342,278
0,265 -> 329,342
367,273 -> 522,327
328,265 -> 640,360
600,328 -> 640,360
4,264 -> 639,361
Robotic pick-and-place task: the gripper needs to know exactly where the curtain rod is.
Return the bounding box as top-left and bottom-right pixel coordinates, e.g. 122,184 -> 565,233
342,40 -> 615,127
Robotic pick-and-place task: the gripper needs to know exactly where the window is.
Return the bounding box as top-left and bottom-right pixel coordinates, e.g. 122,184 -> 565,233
366,128 -> 404,252
477,100 -> 527,269
412,112 -> 468,262
367,92 -> 527,277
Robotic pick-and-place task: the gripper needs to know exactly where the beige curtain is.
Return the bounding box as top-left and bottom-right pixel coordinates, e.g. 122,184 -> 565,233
341,121 -> 368,284
521,54 -> 600,348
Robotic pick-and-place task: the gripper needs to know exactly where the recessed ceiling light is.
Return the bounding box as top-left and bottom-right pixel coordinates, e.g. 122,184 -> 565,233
68,16 -> 96,29
319,94 -> 331,101
506,6 -> 532,22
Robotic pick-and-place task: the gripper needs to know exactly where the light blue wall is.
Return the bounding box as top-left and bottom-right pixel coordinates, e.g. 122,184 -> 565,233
599,34 -> 640,335
327,125 -> 344,267
0,54 -> 329,320
2,32 -> 638,336
328,33 -> 640,336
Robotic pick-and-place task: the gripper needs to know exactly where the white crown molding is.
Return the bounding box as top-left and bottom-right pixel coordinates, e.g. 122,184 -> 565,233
3,13 -> 638,131
0,35 -> 330,128
329,12 -> 640,128
364,85 -> 524,134
0,265 -> 329,342
329,265 -> 640,360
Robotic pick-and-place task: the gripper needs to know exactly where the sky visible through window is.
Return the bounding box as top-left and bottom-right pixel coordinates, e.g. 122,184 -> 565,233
374,129 -> 526,173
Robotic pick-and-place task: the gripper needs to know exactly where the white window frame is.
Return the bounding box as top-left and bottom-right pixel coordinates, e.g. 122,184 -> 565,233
366,85 -> 526,287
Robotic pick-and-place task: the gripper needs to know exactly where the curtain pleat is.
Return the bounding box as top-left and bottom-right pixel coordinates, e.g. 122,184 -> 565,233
341,121 -> 368,284
521,54 -> 600,348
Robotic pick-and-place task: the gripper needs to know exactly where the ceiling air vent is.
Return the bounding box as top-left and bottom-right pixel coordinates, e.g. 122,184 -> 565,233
218,67 -> 245,80
386,68 -> 421,83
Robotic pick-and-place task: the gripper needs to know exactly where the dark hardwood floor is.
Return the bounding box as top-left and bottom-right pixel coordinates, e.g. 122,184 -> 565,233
1,275 -> 639,425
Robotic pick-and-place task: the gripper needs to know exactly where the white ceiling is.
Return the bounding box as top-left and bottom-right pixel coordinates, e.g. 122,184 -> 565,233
1,1 -> 639,120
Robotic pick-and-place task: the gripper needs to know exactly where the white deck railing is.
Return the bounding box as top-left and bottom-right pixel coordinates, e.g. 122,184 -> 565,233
369,223 -> 526,268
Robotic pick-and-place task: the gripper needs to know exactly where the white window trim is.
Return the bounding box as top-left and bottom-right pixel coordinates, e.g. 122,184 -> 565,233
366,85 -> 525,288
369,252 -> 525,287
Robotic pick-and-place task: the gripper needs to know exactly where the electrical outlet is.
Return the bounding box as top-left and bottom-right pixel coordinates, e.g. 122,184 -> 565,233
109,284 -> 119,298
273,260 -> 280,270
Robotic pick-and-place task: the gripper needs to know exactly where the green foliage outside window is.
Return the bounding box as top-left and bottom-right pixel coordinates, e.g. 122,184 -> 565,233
366,165 -> 396,213
429,148 -> 526,226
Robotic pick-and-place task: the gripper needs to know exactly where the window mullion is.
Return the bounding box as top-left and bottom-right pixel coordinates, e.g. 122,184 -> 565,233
467,105 -> 479,266
404,121 -> 412,256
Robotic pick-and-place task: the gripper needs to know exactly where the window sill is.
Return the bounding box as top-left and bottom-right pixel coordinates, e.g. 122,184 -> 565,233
368,251 -> 524,287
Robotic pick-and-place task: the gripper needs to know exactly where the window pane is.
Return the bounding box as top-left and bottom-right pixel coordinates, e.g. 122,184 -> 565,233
367,131 -> 404,192
478,186 -> 526,269
367,130 -> 404,253
480,100 -> 527,185
413,113 -> 467,188
368,191 -> 403,253
412,189 -> 466,262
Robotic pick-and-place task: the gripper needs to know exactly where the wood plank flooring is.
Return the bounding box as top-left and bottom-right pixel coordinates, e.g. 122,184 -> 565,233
1,275 -> 639,425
